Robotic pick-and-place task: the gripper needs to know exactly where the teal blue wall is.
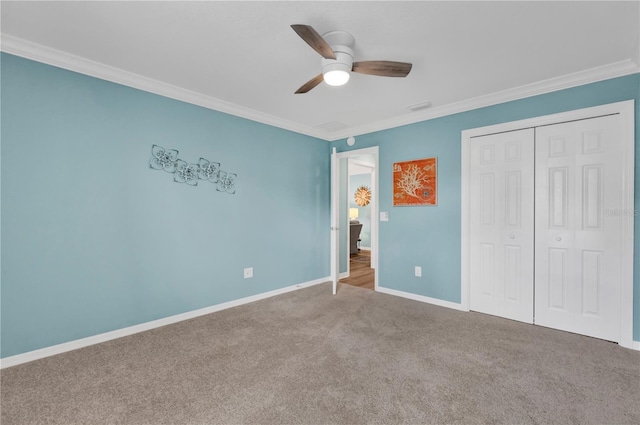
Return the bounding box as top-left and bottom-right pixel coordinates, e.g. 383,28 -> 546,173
349,173 -> 372,248
2,52 -> 638,359
332,73 -> 640,341
0,53 -> 331,358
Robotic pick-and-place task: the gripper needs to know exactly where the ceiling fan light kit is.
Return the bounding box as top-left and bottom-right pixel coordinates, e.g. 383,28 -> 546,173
322,53 -> 353,86
321,31 -> 354,86
291,24 -> 412,94
323,67 -> 350,86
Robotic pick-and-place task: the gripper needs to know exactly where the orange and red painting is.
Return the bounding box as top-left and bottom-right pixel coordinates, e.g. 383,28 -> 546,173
393,157 -> 437,206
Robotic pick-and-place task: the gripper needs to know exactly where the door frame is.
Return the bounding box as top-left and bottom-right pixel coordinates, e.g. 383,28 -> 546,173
331,147 -> 339,294
332,146 -> 379,291
461,100 -> 636,349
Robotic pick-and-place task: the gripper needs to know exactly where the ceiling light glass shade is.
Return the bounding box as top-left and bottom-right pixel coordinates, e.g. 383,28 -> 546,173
323,69 -> 350,86
321,55 -> 352,87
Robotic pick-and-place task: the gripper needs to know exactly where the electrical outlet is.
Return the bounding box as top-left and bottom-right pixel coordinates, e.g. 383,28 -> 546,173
244,267 -> 253,279
415,266 -> 422,277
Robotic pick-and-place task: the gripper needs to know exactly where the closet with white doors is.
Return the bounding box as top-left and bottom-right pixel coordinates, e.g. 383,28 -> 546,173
463,101 -> 634,346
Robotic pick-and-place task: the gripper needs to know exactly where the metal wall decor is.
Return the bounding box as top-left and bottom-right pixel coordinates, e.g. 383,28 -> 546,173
354,185 -> 372,206
149,145 -> 237,194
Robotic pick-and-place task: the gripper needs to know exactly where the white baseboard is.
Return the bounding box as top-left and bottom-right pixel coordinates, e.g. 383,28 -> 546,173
377,287 -> 639,351
376,286 -> 467,312
622,340 -> 640,351
0,276 -> 330,369
359,247 -> 371,251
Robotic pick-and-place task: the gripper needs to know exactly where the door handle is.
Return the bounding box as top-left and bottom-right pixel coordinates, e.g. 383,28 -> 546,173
556,236 -> 562,241
509,234 -> 515,239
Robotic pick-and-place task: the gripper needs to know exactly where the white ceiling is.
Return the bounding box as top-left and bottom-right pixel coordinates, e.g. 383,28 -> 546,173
1,1 -> 639,141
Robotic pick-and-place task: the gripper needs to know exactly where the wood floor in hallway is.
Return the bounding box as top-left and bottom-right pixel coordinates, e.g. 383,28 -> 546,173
340,250 -> 374,290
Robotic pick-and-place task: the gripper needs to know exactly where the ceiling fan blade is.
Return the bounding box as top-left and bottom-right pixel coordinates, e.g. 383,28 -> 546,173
291,24 -> 336,60
352,61 -> 413,77
295,74 -> 324,94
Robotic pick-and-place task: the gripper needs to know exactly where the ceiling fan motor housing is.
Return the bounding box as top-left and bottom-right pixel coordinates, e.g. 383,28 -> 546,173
321,48 -> 354,76
320,30 -> 356,85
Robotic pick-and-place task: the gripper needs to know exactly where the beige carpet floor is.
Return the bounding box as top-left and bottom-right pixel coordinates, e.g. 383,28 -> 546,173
2,282 -> 639,424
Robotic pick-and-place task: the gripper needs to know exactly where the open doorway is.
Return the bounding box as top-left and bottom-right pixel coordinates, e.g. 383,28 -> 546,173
332,147 -> 378,292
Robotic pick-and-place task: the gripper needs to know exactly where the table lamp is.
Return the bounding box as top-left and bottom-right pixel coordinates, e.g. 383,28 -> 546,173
349,208 -> 359,223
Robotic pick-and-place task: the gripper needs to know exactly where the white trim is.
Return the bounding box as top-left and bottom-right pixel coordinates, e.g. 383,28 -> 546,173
618,101 -> 636,350
460,131 -> 472,312
346,162 -> 353,277
377,286 -> 466,312
331,147 -> 340,294
0,276 -> 329,369
461,101 -> 636,138
0,34 -> 328,141
329,60 -> 639,141
461,100 -> 637,350
2,34 -> 637,142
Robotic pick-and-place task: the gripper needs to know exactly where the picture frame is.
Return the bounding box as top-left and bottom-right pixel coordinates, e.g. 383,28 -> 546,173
392,157 -> 437,206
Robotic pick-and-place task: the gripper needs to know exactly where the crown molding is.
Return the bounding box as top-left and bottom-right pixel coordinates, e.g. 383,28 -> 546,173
328,59 -> 640,141
0,34 -> 329,140
2,34 -> 637,143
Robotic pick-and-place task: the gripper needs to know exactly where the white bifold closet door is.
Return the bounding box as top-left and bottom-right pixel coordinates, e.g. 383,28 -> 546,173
469,128 -> 535,324
534,115 -> 623,342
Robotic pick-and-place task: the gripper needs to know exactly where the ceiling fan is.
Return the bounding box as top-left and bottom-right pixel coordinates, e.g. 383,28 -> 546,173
291,24 -> 413,94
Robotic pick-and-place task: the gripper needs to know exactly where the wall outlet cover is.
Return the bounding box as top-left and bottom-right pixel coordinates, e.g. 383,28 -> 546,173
243,267 -> 253,278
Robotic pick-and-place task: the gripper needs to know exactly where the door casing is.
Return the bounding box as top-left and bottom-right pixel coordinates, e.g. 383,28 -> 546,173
461,100 -> 636,349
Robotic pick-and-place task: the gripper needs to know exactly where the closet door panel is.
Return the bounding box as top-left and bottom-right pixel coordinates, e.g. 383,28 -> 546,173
469,128 -> 535,323
534,115 -> 622,342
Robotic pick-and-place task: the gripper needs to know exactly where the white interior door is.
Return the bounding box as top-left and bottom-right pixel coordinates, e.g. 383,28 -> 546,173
469,128 -> 535,323
535,115 -> 623,341
330,147 -> 340,295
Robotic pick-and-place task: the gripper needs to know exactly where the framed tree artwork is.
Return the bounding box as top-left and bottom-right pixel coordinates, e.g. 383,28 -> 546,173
392,157 -> 437,206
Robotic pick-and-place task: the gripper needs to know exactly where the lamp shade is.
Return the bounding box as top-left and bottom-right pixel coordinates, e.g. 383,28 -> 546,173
349,208 -> 359,221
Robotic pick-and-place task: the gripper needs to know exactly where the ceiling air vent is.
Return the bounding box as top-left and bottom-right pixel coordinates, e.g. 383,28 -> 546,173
408,101 -> 432,112
316,121 -> 348,132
